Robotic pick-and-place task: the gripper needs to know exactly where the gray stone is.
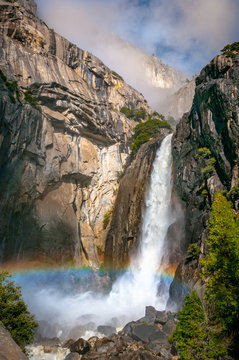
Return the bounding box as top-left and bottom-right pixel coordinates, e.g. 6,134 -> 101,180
0,1 -> 151,269
170,52 -> 239,308
97,325 -> 116,336
0,322 -> 27,360
70,338 -> 90,355
65,353 -> 82,360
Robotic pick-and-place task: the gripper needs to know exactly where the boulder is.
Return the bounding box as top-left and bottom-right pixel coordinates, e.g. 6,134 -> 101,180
0,322 -> 27,360
97,325 -> 116,336
65,353 -> 82,360
70,338 -> 90,355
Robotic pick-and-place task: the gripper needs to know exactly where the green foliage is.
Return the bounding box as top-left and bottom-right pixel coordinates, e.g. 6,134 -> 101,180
197,147 -> 212,159
197,147 -> 216,179
202,189 -> 209,198
131,118 -> 171,154
24,91 -> 41,111
221,42 -> 239,57
0,69 -> 7,82
201,193 -> 239,331
6,80 -> 18,92
112,71 -> 124,81
169,290 -> 207,359
103,209 -> 113,229
120,106 -> 147,122
169,290 -> 228,360
0,272 -> 38,352
185,243 -> 201,263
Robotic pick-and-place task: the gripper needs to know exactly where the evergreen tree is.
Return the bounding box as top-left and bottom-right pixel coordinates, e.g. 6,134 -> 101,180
201,193 -> 239,331
169,290 -> 229,360
0,272 -> 38,352
169,290 -> 207,360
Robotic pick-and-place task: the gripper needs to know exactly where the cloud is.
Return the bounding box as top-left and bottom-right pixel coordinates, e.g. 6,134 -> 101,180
35,0 -> 239,108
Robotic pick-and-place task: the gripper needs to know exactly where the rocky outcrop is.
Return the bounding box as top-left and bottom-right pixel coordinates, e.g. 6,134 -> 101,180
62,307 -> 178,360
0,0 -> 151,268
166,79 -> 196,121
169,53 -> 239,308
0,322 -> 27,360
104,131 -> 171,268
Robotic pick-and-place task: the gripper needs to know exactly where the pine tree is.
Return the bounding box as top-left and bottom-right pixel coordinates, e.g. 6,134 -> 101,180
201,193 -> 239,331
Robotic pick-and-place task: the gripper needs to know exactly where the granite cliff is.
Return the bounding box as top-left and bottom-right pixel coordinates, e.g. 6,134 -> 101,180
0,0 -> 152,268
169,52 -> 239,308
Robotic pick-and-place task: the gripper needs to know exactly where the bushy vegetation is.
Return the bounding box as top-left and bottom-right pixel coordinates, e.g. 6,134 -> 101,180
103,209 -> 113,229
169,290 -> 228,360
201,193 -> 239,333
131,116 -> 171,154
197,147 -> 216,179
0,272 -> 38,352
24,91 -> 41,111
120,106 -> 147,122
170,193 -> 239,359
185,243 -> 201,263
112,71 -> 124,81
221,42 -> 239,57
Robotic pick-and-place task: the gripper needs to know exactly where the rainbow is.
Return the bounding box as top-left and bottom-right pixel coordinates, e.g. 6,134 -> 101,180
1,260 -> 177,286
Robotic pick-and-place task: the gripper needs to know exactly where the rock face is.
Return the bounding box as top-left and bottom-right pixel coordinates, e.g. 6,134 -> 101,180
63,307 -> 177,360
169,53 -> 239,308
0,0 -> 151,268
0,322 -> 27,360
104,131 -> 171,268
166,79 -> 196,120
145,55 -> 186,90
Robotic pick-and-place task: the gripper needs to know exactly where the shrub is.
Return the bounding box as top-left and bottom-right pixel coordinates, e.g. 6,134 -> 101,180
0,69 -> 7,82
120,106 -> 147,122
103,209 -> 113,229
6,80 -> 18,92
197,147 -> 216,179
221,42 -> 239,57
131,118 -> 171,154
0,272 -> 38,352
185,243 -> 201,263
197,147 -> 212,159
24,91 -> 41,111
112,71 -> 124,81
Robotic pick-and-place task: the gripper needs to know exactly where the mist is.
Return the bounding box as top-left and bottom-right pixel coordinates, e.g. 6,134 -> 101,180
13,135 -> 182,341
35,0 -> 239,110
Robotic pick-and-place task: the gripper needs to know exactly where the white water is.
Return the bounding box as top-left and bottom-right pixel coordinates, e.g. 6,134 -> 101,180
25,134 -> 175,356
106,133 -> 174,316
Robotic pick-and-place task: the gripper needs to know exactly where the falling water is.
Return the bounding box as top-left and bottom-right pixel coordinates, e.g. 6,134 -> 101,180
15,134 -> 175,344
106,133 -> 174,317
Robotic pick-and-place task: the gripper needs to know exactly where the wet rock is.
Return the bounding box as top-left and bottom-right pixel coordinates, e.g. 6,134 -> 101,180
65,307 -> 177,359
97,325 -> 116,336
170,52 -> 239,309
65,353 -> 82,360
0,321 -> 27,360
63,339 -> 75,349
0,0 -> 151,268
155,311 -> 168,325
105,132 -> 171,268
70,338 -> 90,355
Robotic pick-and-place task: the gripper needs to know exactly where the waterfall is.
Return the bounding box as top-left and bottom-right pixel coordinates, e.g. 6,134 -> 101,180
17,134 -> 175,344
106,133 -> 174,318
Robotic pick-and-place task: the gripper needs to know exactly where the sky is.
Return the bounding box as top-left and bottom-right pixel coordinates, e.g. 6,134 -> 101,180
35,0 -> 239,108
